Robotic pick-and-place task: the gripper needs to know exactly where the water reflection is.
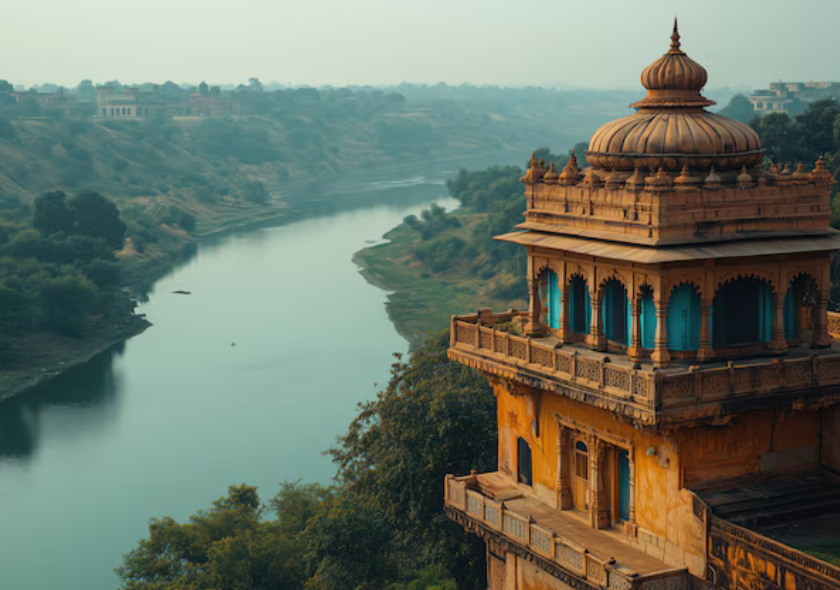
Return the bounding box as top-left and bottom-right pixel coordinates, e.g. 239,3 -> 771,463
0,345 -> 124,461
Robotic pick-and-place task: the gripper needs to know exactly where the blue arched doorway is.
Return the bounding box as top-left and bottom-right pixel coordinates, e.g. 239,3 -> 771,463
712,278 -> 773,348
569,276 -> 591,335
601,279 -> 630,346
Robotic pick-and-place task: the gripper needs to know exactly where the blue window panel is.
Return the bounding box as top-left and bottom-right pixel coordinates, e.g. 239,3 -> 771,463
667,285 -> 700,351
759,282 -> 773,343
602,280 -> 628,345
618,450 -> 630,521
545,270 -> 559,329
569,277 -> 591,335
784,288 -> 794,340
641,292 -> 656,349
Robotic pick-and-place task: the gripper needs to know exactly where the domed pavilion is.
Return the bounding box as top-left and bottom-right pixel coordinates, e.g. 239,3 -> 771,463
444,20 -> 840,590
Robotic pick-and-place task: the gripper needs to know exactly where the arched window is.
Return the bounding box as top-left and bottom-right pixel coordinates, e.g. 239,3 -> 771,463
602,279 -> 629,345
640,286 -> 656,349
785,274 -> 816,342
668,284 -> 701,351
713,278 -> 773,348
569,276 -> 591,335
539,269 -> 561,330
517,437 -> 532,486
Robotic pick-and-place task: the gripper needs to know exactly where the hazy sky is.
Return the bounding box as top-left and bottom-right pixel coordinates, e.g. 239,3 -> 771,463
3,0 -> 839,90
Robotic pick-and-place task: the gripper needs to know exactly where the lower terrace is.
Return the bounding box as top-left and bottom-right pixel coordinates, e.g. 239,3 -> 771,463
449,310 -> 840,427
444,471 -> 689,590
693,471 -> 840,590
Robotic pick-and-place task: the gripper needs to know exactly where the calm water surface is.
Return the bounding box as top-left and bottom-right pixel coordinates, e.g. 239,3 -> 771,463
0,156 -> 504,589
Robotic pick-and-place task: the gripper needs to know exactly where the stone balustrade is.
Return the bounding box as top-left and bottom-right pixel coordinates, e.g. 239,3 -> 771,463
450,312 -> 840,426
709,516 -> 840,590
445,475 -> 687,590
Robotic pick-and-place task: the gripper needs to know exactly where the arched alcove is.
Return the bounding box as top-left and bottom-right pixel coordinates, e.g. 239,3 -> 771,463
602,278 -> 630,346
668,283 -> 701,351
712,277 -> 773,348
569,275 -> 591,335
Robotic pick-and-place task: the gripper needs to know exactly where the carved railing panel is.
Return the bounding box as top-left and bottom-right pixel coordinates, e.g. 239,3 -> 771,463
502,511 -> 528,543
532,345 -> 554,369
529,523 -> 554,558
605,366 -> 632,393
576,357 -> 600,383
466,490 -> 483,518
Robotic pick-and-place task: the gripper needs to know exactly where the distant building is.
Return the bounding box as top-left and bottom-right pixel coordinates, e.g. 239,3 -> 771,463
11,89 -> 70,104
96,85 -> 162,118
749,82 -> 840,114
96,84 -> 239,118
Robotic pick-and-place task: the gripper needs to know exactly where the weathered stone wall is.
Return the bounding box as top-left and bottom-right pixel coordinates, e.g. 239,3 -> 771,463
675,409 -> 820,487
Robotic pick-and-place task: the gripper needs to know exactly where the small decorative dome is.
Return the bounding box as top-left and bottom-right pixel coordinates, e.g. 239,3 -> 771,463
737,166 -> 754,189
544,162 -> 559,184
587,20 -> 764,172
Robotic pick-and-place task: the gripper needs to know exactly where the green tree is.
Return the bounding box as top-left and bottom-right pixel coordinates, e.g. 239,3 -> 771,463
327,333 -> 496,589
0,80 -> 13,94
68,190 -> 126,249
33,190 -> 75,236
40,274 -> 98,336
719,94 -> 756,124
199,81 -> 209,95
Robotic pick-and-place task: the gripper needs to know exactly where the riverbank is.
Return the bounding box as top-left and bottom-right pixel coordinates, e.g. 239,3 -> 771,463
0,199 -> 289,403
353,214 -> 527,349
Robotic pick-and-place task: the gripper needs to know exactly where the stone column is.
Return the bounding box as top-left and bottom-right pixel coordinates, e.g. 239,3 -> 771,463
557,286 -> 569,343
589,440 -> 610,529
628,300 -> 643,362
557,427 -> 572,510
587,288 -> 607,352
769,289 -> 788,352
812,289 -> 833,348
524,278 -> 544,336
651,299 -> 671,368
697,303 -> 713,362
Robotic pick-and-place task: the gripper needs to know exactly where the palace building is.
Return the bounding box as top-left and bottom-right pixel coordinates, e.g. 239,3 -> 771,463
444,22 -> 840,590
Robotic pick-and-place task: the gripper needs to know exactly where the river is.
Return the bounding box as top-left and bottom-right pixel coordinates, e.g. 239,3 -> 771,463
0,153 -> 515,590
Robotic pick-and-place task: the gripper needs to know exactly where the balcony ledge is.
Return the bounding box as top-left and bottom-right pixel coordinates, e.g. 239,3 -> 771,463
450,312 -> 840,427
444,472 -> 689,590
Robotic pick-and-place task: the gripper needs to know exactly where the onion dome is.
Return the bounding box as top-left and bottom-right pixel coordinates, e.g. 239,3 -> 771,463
587,20 -> 764,172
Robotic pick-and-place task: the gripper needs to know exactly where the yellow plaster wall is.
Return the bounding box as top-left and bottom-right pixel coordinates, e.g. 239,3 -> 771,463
493,381 -> 704,571
517,555 -> 574,590
675,410 -> 819,487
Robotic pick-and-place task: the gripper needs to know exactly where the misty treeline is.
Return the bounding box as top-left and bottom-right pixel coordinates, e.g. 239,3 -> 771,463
117,332 -> 497,590
399,143 -> 587,301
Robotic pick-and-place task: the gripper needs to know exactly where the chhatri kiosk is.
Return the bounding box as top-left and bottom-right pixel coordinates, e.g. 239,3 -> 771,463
444,22 -> 840,590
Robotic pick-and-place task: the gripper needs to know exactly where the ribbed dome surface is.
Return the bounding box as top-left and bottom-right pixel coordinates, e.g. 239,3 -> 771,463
587,111 -> 763,171
586,20 -> 764,172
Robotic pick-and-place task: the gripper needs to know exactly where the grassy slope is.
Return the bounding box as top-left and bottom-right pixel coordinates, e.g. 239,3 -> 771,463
354,214 -> 526,347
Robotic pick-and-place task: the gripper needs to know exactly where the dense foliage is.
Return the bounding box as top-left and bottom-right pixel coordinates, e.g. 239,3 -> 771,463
0,190 -> 128,351
118,333 -> 497,590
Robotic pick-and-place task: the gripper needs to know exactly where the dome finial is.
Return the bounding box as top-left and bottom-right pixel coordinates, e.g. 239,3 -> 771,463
670,18 -> 682,53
